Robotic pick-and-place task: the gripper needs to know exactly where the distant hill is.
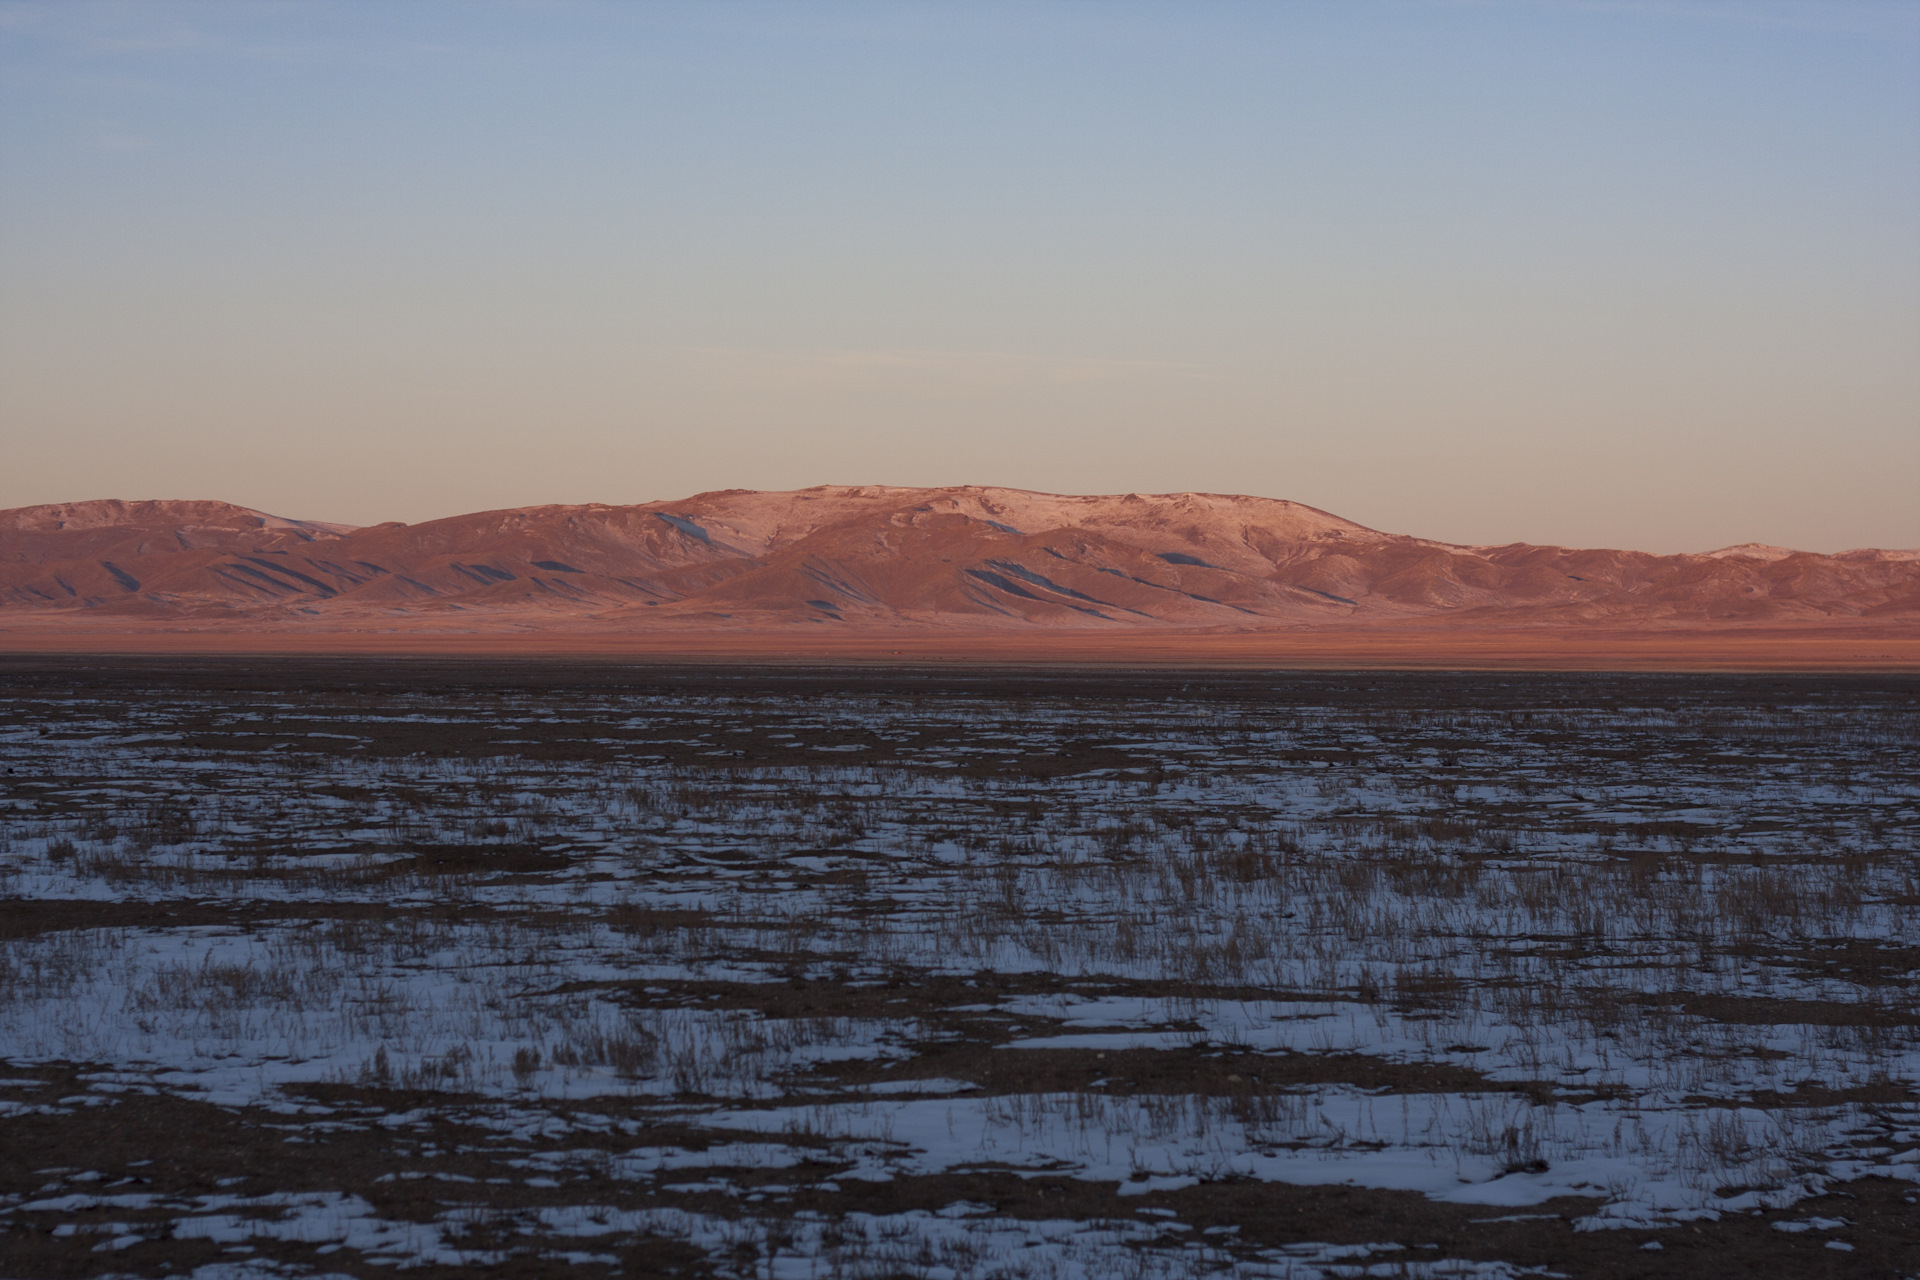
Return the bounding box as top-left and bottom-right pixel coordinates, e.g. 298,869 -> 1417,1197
3,487 -> 1916,629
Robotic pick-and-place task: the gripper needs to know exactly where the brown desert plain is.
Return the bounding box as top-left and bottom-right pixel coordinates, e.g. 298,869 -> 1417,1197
1,486 -> 1915,669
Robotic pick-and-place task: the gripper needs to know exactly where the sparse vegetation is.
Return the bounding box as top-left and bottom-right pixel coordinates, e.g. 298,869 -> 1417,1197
0,660 -> 1915,1277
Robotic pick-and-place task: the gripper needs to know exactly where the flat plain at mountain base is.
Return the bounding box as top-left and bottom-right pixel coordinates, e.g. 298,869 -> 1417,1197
0,659 -> 1916,1279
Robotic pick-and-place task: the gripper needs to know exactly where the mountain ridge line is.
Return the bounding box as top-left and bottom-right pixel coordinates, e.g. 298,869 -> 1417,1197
2,486 -> 1915,633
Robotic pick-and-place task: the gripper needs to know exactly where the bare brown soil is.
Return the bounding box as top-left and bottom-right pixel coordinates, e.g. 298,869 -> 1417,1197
0,620 -> 1915,670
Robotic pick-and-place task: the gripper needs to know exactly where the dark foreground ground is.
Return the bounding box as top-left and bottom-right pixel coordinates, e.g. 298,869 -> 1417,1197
0,658 -> 1916,1279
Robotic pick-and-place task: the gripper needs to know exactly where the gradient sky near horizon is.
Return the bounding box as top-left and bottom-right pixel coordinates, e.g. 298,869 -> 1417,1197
2,1 -> 1916,553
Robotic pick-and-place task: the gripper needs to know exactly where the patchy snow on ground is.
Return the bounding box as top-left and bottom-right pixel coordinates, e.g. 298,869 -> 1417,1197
2,675 -> 1915,1275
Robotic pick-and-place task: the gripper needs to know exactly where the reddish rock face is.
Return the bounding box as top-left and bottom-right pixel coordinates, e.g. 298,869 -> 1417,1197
2,487 -> 1915,629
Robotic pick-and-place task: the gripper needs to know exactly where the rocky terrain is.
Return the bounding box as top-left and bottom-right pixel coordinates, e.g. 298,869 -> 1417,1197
3,488 -> 1915,632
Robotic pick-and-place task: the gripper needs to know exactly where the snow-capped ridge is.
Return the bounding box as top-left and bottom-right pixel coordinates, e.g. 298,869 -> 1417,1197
1702,543 -> 1803,562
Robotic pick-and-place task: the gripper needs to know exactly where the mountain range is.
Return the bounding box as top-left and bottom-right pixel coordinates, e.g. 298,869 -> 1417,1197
3,487 -> 1915,633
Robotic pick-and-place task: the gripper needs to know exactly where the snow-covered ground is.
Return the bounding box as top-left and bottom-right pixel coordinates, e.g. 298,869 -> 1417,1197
0,672 -> 1914,1275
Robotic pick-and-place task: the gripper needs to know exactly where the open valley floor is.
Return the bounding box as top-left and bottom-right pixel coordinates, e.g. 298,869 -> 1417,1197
0,659 -> 1916,1278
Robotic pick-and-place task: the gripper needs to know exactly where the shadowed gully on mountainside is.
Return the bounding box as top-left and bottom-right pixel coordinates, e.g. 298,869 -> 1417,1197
3,488 -> 1917,634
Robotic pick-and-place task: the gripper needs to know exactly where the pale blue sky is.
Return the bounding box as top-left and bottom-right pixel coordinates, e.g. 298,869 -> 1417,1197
2,1 -> 1915,551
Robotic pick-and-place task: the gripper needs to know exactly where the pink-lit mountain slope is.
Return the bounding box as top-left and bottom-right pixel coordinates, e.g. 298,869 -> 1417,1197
2,488 -> 1915,629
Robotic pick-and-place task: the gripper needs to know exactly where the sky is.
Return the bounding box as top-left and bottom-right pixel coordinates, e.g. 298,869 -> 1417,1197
1,1 -> 1915,553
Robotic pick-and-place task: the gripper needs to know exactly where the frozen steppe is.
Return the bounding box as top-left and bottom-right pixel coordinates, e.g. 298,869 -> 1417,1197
0,661 -> 1915,1277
